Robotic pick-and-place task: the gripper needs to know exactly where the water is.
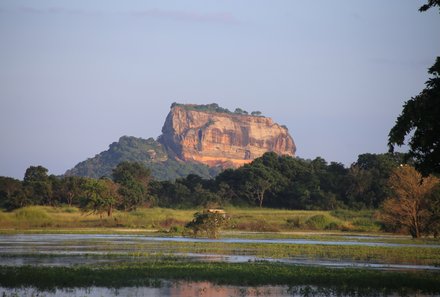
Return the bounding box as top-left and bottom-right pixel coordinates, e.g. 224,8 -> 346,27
1,234 -> 439,271
1,234 -> 439,296
0,282 -> 293,297
2,233 -> 439,248
0,283 -> 435,297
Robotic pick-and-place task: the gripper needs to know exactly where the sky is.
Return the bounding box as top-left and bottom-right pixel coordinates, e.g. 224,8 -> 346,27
1,1 -> 439,179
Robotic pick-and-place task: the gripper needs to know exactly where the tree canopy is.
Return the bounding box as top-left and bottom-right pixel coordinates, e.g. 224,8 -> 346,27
388,57 -> 440,175
419,0 -> 440,11
380,165 -> 439,238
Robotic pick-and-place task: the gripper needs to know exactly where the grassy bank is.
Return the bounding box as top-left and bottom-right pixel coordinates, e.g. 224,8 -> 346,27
0,206 -> 381,233
1,261 -> 439,295
112,241 -> 440,265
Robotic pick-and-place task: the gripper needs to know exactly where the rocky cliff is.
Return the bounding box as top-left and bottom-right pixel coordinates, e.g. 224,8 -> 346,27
158,103 -> 296,167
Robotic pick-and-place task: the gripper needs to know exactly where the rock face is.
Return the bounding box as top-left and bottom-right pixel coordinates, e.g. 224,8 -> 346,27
158,104 -> 296,167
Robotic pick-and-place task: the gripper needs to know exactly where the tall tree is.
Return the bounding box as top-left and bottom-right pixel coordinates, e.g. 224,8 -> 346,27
80,178 -> 119,217
112,162 -> 152,210
380,165 -> 439,238
241,164 -> 276,208
388,58 -> 440,175
23,166 -> 53,206
0,177 -> 26,210
59,176 -> 87,207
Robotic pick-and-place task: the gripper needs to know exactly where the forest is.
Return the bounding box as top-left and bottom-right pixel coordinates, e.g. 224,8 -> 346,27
0,152 -> 398,211
1,151 -> 439,237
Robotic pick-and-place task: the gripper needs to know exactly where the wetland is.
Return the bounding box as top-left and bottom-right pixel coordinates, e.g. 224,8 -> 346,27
1,232 -> 440,296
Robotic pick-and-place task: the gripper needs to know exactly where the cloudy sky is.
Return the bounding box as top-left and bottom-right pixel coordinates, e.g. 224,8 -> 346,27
1,0 -> 439,179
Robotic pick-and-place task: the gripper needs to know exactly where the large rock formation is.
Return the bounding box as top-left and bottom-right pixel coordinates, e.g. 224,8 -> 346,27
158,103 -> 296,167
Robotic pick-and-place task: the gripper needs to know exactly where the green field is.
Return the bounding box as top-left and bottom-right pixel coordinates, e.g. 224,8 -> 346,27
0,206 -> 382,233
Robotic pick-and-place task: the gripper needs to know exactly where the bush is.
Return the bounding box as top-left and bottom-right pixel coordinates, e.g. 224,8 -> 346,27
286,217 -> 304,229
14,207 -> 52,227
305,215 -> 336,230
185,210 -> 228,239
15,207 -> 50,220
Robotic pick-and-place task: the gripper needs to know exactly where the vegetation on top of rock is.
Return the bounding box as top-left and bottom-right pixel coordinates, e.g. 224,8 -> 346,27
65,136 -> 220,181
171,102 -> 233,114
171,102 -> 263,117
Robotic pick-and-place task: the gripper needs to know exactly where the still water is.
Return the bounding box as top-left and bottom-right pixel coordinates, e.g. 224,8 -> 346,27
0,282 -> 431,297
1,234 -> 439,271
1,234 -> 439,296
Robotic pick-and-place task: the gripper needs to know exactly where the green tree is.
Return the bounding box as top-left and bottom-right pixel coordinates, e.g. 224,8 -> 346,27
234,108 -> 248,115
388,58 -> 440,175
241,164 -> 277,208
80,178 -> 119,217
112,162 -> 152,210
23,166 -> 53,206
0,177 -> 26,210
185,210 -> 228,239
59,176 -> 87,207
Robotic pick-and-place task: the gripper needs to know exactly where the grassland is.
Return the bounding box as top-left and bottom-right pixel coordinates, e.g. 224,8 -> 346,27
0,206 -> 382,233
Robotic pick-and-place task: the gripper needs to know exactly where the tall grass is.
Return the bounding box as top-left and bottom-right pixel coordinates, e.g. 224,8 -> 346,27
0,206 -> 383,233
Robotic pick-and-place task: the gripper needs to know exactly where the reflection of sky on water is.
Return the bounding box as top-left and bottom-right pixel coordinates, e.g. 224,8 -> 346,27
2,234 -> 439,248
1,234 -> 439,271
0,283 -> 293,297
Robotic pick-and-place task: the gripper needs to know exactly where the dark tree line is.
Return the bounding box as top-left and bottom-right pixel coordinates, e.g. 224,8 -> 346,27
1,152 -> 411,212
0,162 -> 153,216
152,150 -> 405,210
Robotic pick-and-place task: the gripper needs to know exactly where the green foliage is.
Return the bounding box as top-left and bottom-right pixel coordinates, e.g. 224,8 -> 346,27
388,57 -> 440,175
345,153 -> 407,208
0,176 -> 26,210
79,178 -> 119,217
113,162 -> 152,210
2,262 -> 440,294
185,210 -> 228,238
305,215 -> 341,230
234,107 -> 248,115
65,136 -> 220,180
15,206 -> 50,220
14,207 -> 52,227
172,102 -> 232,114
23,165 -> 53,206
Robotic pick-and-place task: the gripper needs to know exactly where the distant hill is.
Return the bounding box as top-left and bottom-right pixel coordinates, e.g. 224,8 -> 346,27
65,103 -> 296,180
65,136 -> 221,180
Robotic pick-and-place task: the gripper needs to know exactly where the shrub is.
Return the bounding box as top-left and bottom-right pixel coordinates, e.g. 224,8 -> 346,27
14,207 -> 52,227
286,217 -> 304,229
15,207 -> 50,220
185,210 -> 228,239
305,215 -> 335,230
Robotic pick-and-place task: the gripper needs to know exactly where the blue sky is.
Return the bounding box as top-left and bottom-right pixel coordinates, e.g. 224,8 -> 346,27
1,1 -> 439,179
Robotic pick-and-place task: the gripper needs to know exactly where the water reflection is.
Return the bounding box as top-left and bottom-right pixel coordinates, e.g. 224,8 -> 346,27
1,234 -> 440,271
0,282 -> 297,297
0,282 -> 436,297
2,233 -> 439,247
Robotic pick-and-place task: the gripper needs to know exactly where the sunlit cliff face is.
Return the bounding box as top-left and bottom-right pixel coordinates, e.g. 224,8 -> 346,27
159,104 -> 296,168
